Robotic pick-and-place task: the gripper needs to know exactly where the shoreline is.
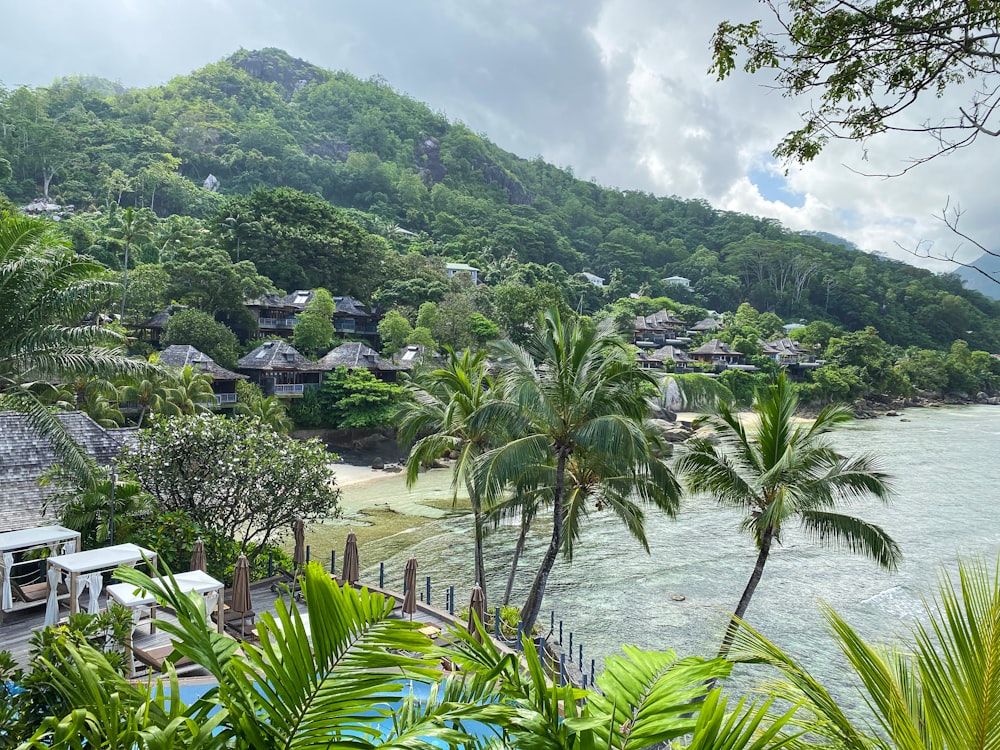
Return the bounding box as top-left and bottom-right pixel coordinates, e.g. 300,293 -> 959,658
330,461 -> 405,488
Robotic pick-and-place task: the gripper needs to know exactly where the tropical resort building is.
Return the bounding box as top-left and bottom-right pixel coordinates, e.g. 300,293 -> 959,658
158,344 -> 247,407
237,341 -> 324,398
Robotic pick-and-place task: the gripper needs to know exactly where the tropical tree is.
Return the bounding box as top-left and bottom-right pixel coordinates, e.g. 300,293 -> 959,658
398,348 -> 498,598
121,414 -> 340,565
675,371 -> 899,656
0,211 -> 151,483
118,369 -> 180,428
476,308 -> 682,634
49,468 -> 154,549
729,555 -> 1000,750
235,380 -> 293,433
166,364 -> 216,415
222,211 -> 259,263
109,206 -> 153,321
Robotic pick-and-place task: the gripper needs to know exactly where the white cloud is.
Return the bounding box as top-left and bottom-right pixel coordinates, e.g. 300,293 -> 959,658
0,0 -> 996,275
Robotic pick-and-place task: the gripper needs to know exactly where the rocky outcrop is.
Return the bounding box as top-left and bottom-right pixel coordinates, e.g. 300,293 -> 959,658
478,162 -> 533,205
415,136 -> 447,184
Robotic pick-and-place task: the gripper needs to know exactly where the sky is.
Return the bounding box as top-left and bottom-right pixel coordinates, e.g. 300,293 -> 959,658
1,0 -> 994,274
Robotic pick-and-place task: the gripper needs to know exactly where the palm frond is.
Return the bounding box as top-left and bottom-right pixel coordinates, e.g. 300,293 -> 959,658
800,511 -> 902,571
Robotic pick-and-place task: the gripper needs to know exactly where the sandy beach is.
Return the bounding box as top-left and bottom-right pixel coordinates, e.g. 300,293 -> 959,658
330,461 -> 404,488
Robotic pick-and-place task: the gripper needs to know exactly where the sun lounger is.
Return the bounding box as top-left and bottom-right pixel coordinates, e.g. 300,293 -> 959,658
11,580 -> 50,604
131,644 -> 196,674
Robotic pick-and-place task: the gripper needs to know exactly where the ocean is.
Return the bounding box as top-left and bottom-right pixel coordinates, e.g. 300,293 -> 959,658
346,404 -> 1000,693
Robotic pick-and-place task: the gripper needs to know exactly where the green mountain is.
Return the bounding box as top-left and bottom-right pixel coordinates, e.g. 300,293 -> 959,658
2,47 -> 1000,352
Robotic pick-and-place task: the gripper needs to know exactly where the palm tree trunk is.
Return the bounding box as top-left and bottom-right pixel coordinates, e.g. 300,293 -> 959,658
473,508 -> 487,601
503,509 -> 531,606
719,529 -> 772,658
520,448 -> 567,636
120,240 -> 130,322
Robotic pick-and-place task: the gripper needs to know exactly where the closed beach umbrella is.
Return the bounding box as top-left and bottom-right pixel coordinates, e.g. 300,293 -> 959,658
342,530 -> 359,585
402,556 -> 417,620
231,554 -> 253,638
292,518 -> 306,571
190,539 -> 206,572
466,584 -> 486,643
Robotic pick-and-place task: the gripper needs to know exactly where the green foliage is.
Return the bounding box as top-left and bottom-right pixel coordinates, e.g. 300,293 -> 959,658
235,380 -> 293,433
120,413 -> 340,564
212,187 -> 388,298
292,288 -> 336,356
162,308 -> 241,370
710,1 -> 1000,166
0,212 -> 153,485
377,308 -> 414,355
677,372 -> 898,655
317,366 -> 406,429
729,555 -> 1000,750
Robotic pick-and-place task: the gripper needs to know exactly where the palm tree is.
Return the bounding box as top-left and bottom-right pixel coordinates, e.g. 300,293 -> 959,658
476,308 -> 682,634
166,365 -> 216,415
109,206 -> 153,322
55,469 -> 152,548
118,370 -> 180,427
675,371 -> 899,656
729,555 -> 1000,750
235,393 -> 293,433
398,348 -> 499,598
0,212 -> 151,482
223,211 -> 259,263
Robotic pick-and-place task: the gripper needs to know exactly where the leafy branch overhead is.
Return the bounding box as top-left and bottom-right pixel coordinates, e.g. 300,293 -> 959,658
711,1 -> 1000,170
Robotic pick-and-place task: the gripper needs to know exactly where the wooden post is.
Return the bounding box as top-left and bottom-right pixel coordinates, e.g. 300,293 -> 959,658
425,576 -> 431,605
379,562 -> 384,588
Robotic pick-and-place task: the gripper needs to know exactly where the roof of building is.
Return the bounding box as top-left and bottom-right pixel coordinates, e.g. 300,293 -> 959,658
445,262 -> 479,272
690,339 -> 738,356
650,345 -> 693,362
635,309 -> 688,330
159,345 -> 247,381
317,342 -> 399,371
333,295 -> 371,318
136,304 -> 189,330
0,412 -> 135,533
766,337 -> 810,356
245,290 -> 315,312
689,317 -> 722,333
237,341 -> 323,371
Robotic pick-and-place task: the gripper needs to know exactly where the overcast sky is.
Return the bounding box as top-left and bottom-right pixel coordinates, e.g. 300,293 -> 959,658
2,1 -> 993,272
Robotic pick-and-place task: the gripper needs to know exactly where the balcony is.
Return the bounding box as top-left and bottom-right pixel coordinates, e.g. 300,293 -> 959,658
273,383 -> 305,397
214,393 -> 237,405
258,317 -> 298,329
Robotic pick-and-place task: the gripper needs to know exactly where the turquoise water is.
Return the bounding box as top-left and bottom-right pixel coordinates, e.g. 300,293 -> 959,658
174,682 -> 497,744
347,405 -> 1000,689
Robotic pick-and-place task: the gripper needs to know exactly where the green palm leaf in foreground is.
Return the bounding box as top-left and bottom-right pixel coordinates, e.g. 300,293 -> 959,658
729,555 -> 1000,750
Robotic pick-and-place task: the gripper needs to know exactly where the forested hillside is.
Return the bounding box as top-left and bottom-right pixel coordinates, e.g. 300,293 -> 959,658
2,47 -> 999,354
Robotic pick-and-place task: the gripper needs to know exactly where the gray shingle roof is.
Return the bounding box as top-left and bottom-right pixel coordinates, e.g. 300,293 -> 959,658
317,343 -> 398,371
690,339 -> 737,355
237,341 -> 323,371
0,412 -> 135,533
159,345 -> 247,381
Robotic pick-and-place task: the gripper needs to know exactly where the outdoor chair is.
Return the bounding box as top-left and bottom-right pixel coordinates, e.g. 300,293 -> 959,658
10,580 -> 49,604
131,644 -> 197,675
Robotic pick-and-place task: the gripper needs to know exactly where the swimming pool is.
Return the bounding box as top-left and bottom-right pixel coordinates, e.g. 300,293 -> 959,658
172,679 -> 498,745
